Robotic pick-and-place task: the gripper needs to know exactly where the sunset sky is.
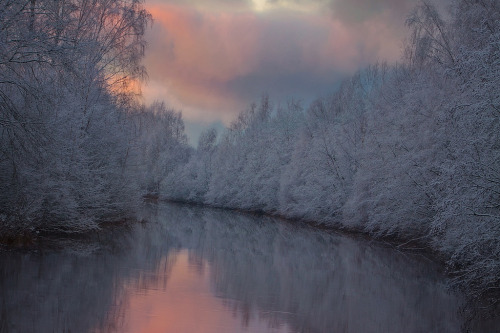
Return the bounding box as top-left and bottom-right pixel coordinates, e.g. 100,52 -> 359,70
140,0 -> 439,144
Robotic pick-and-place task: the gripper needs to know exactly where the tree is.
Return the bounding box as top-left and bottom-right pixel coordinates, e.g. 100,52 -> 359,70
0,0 -> 152,235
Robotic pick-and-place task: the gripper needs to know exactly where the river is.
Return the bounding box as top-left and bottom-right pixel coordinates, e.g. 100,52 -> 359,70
0,202 -> 462,332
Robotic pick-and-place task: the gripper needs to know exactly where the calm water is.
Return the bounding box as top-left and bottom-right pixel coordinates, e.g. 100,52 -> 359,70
0,202 -> 462,333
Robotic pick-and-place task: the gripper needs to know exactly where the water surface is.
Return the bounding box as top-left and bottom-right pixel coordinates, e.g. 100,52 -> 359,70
0,203 -> 462,332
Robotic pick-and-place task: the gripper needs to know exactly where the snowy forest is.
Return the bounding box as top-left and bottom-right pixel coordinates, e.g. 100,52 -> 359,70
1,0 -> 499,310
0,0 -> 190,234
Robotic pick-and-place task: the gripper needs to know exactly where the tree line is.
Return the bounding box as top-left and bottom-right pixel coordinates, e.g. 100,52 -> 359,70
0,0 -> 190,235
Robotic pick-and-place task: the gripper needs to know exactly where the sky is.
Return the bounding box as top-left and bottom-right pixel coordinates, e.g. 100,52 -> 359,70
140,0 -> 428,144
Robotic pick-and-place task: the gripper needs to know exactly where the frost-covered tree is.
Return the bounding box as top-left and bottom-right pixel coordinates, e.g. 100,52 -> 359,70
162,128 -> 217,202
129,102 -> 191,196
429,0 -> 500,302
0,0 -> 152,235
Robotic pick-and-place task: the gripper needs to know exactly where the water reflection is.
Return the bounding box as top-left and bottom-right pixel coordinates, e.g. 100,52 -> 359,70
0,203 -> 462,332
94,250 -> 293,333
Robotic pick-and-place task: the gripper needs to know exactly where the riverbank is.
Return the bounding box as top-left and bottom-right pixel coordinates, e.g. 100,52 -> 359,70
0,217 -> 138,252
165,198 -> 443,257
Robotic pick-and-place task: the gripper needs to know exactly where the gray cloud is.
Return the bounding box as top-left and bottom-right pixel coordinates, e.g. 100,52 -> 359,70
330,0 -> 417,23
142,0 -> 451,142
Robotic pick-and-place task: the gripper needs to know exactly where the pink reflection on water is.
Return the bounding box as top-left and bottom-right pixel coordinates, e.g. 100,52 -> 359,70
94,250 -> 294,333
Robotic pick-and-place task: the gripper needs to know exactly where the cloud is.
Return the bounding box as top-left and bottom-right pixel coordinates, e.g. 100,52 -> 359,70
146,0 -> 250,12
143,4 -> 261,122
141,0 -> 449,136
330,0 -> 417,24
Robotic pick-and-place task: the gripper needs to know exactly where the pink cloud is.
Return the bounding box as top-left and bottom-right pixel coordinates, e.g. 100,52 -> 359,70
142,2 -> 416,124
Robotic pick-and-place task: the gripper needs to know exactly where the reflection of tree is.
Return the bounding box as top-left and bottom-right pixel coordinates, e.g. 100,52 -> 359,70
0,251 -> 119,332
0,203 -> 462,332
0,215 -> 178,333
150,203 -> 462,333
